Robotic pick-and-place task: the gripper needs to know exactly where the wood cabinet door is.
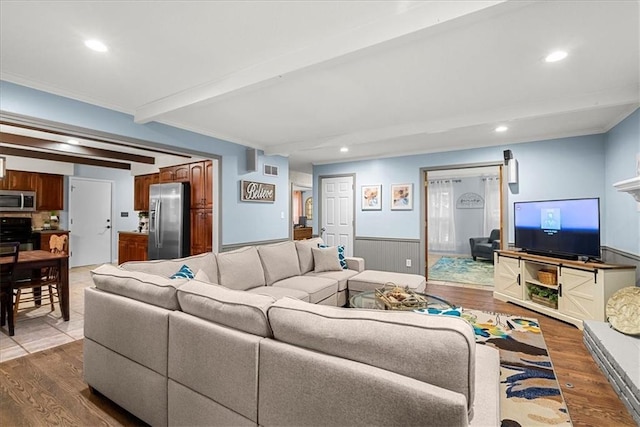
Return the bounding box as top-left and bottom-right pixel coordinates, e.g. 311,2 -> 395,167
190,209 -> 212,255
118,238 -> 130,265
204,160 -> 214,210
36,173 -> 64,211
494,255 -> 523,299
190,162 -> 205,208
173,164 -> 190,182
6,170 -> 36,191
159,167 -> 175,183
558,267 -> 597,321
134,175 -> 145,211
134,237 -> 148,261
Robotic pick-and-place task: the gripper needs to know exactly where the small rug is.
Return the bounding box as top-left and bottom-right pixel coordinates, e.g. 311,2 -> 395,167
428,256 -> 494,286
415,308 -> 572,426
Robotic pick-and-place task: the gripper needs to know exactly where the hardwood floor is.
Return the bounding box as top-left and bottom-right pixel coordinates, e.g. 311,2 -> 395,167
427,283 -> 636,427
0,283 -> 634,426
0,340 -> 146,426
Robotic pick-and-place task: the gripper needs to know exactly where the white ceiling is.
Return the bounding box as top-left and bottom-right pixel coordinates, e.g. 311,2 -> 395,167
1,1 -> 638,173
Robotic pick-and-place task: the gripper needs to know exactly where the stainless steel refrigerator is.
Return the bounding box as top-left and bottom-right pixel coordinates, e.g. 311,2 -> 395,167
148,182 -> 190,260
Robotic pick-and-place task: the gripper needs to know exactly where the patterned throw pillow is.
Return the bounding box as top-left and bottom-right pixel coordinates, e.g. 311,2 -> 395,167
317,243 -> 347,270
170,264 -> 195,279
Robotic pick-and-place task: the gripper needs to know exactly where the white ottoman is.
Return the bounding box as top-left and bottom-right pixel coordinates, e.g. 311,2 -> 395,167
348,270 -> 426,295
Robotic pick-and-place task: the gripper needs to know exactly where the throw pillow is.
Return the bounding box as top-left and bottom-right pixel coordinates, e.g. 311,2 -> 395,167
311,247 -> 343,272
194,269 -> 210,283
170,264 -> 195,280
318,243 -> 347,269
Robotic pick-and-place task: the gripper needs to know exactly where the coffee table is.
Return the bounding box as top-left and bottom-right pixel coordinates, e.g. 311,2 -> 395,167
350,290 -> 455,311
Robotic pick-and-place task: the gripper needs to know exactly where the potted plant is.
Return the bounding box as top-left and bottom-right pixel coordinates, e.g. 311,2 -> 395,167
527,283 -> 558,309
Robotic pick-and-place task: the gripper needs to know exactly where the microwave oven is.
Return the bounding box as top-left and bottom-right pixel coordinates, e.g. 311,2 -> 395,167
0,190 -> 37,212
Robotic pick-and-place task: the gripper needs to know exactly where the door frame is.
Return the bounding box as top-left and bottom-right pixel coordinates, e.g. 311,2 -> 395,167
420,161 -> 506,279
318,173 -> 356,250
68,176 -> 113,267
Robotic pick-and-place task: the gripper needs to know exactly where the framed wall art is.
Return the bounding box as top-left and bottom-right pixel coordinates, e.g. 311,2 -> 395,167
361,184 -> 382,210
391,183 -> 413,210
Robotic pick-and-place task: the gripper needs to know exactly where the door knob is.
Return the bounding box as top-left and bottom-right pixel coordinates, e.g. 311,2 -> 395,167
106,225 -> 111,229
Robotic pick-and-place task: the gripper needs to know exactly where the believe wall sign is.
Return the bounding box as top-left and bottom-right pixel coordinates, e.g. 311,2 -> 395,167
241,180 -> 275,203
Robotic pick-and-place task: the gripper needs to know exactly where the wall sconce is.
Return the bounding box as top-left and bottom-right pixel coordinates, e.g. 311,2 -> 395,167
0,156 -> 6,179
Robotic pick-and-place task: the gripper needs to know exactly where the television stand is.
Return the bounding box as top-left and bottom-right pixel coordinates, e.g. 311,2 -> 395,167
493,250 -> 636,329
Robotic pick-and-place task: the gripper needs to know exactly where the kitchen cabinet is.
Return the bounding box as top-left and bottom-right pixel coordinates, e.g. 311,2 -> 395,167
189,160 -> 214,209
1,170 -> 36,191
134,173 -> 159,211
191,209 -> 212,255
118,232 -> 148,264
493,250 -> 636,329
159,164 -> 190,183
36,173 -> 64,211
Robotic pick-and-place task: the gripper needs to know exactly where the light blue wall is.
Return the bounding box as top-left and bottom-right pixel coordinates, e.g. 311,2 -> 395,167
314,134 -> 610,249
604,109 -> 640,255
0,81 -> 290,245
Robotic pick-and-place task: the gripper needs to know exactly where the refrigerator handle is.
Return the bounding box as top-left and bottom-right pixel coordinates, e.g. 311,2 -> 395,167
156,199 -> 162,247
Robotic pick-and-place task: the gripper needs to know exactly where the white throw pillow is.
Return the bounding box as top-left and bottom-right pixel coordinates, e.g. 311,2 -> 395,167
311,247 -> 342,272
194,269 -> 211,283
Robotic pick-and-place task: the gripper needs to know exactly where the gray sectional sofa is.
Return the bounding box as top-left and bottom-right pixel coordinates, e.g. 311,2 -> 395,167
84,239 -> 500,426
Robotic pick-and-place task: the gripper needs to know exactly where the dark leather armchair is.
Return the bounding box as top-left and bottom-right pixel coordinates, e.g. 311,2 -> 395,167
469,229 -> 501,262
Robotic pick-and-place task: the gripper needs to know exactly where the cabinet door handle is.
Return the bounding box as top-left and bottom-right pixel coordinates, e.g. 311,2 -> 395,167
517,274 -> 521,286
558,283 -> 562,297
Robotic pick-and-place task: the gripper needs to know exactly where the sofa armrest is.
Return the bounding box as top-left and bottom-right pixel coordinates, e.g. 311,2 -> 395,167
345,257 -> 365,272
469,237 -> 489,246
491,239 -> 501,250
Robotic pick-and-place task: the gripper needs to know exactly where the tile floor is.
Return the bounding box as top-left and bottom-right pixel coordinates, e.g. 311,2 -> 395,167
0,265 -> 96,363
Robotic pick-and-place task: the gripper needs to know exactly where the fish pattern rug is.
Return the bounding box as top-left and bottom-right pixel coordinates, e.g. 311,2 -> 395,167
415,307 -> 572,426
428,256 -> 494,286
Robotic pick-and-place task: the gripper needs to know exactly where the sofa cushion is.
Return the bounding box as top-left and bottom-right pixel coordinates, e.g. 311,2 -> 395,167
257,241 -> 301,286
91,264 -> 186,310
121,252 -> 218,284
246,286 -> 310,302
295,237 -> 324,274
267,297 -> 477,413
217,246 -> 265,290
177,280 -> 275,337
194,269 -> 210,283
305,269 -> 359,292
272,276 -> 337,304
312,247 -> 342,272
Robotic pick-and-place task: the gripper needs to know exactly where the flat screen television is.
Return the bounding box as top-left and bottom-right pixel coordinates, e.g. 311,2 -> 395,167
514,197 -> 601,260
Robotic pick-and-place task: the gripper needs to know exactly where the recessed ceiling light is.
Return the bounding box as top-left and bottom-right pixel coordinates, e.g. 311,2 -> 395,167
495,126 -> 508,133
340,147 -> 349,153
84,39 -> 108,52
545,50 -> 568,63
67,139 -> 79,145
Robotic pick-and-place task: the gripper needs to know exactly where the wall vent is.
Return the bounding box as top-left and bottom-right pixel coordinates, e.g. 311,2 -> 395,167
264,164 -> 278,176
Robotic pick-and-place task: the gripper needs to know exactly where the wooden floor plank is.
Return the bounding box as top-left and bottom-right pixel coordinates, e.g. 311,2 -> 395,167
0,284 -> 635,426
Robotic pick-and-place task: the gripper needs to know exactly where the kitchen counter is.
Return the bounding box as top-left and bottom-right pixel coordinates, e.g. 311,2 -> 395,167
33,229 -> 69,233
32,229 -> 69,252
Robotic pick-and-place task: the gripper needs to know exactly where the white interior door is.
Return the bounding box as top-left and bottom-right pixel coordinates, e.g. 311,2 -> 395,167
69,177 -> 112,267
321,176 -> 354,256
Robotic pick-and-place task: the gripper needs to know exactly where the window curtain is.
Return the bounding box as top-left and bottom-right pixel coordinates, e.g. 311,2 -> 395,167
483,176 -> 500,235
428,180 -> 456,252
292,191 -> 302,223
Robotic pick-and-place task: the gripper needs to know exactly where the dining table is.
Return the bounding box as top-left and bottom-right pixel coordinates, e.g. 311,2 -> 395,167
0,250 -> 69,335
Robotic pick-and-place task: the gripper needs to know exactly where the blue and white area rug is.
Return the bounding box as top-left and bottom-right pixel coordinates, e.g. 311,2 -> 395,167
428,256 -> 494,286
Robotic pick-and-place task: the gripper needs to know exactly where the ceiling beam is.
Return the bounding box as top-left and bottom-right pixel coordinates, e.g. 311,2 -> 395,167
0,146 -> 131,170
0,114 -> 192,158
134,1 -> 509,124
0,132 -> 155,164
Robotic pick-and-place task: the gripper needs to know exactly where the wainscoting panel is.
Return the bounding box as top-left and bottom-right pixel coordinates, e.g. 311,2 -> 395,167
354,237 -> 422,275
221,238 -> 288,252
602,246 -> 640,287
